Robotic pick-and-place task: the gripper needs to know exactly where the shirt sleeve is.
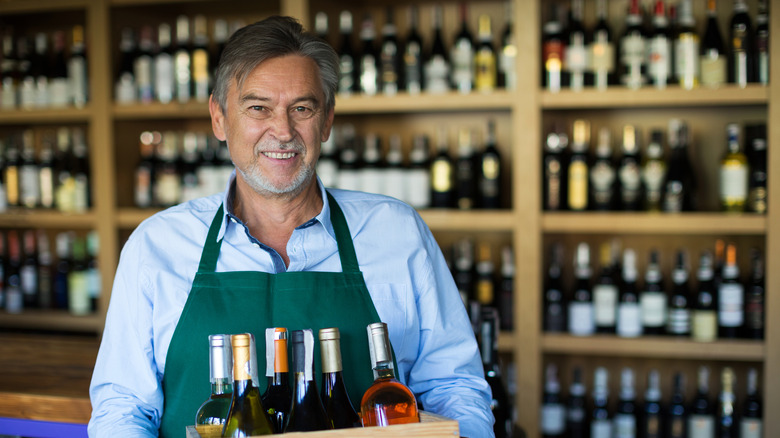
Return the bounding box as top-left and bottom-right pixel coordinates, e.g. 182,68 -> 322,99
404,215 -> 496,438
88,231 -> 162,437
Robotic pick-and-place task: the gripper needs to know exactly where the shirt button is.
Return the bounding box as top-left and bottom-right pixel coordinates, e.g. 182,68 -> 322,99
230,217 -> 237,223
252,243 -> 260,248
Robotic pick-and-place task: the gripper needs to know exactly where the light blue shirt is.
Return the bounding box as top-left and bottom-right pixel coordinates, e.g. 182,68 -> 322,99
89,176 -> 494,438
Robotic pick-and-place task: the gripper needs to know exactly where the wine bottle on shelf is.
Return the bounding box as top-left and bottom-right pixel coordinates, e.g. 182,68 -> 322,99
1,31 -> 19,110
618,125 -> 642,211
667,372 -> 687,438
155,23 -> 175,104
718,243 -> 744,338
620,0 -> 647,89
402,6 -> 423,95
728,0 -> 754,87
115,28 -> 137,104
406,134 -> 431,209
480,307 -> 513,438
663,119 -> 695,213
568,242 -> 594,337
689,366 -> 715,438
647,0 -> 672,88
590,0 -> 615,90
478,119 -> 501,209
319,328 -> 361,429
358,14 -> 380,96
85,231 -> 100,312
567,119 -> 590,212
754,0 -> 769,85
700,0 -> 727,87
223,333 -> 273,437
211,19 -> 229,88
593,242 -> 618,334
336,124 -> 361,192
68,235 -> 90,315
720,123 -> 749,212
134,26 -> 154,104
49,31 -> 69,108
740,368 -> 763,438
36,230 -> 53,309
641,129 -> 666,212
195,334 -> 233,434
314,12 -> 328,44
18,36 -> 36,110
20,230 -> 38,309
542,3 -> 565,92
745,123 -> 767,214
5,230 -> 22,313
179,133 -> 200,203
32,33 -> 50,108
379,7 -> 400,96
692,250 -> 717,342
640,249 -> 667,336
53,232 -> 71,309
540,363 -> 565,438
261,327 -> 292,433
475,243 -> 495,308
474,14 -> 497,93
430,126 -> 454,208
614,367 -> 637,438
455,127 -> 477,210
543,130 -> 567,211
498,246 -> 515,331
716,367 -> 737,438
337,11 -> 357,95
19,129 -> 40,209
590,127 -> 616,210
674,0 -> 698,89
424,5 -> 450,94
191,15 -> 210,103
617,248 -> 642,338
451,3 -> 474,94
641,369 -> 663,438
498,2 -> 516,91
591,367 -> 612,438
285,329 -> 331,432
135,131 -> 157,208
453,238 -> 475,318
565,0 -> 588,91
173,15 -> 192,103
384,134 -> 407,202
4,134 -> 20,208
360,133 -> 385,195
360,322 -> 420,426
744,248 -> 765,339
566,367 -> 587,438
667,249 -> 691,337
544,242 -> 566,333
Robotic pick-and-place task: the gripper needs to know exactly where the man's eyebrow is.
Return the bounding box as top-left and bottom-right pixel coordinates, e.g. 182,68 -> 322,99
239,93 -> 269,104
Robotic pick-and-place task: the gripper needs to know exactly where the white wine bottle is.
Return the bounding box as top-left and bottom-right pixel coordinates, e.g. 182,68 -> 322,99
222,333 -> 273,437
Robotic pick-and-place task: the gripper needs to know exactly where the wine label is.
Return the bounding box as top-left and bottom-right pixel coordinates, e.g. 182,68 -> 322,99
568,301 -> 595,336
568,160 -> 588,210
720,165 -> 748,202
675,34 -> 700,89
700,56 -> 726,86
692,311 -> 717,342
718,283 -> 744,327
540,403 -> 565,435
617,303 -> 642,337
593,284 -> 618,327
689,414 -> 714,438
648,36 -> 671,85
591,419 -> 613,438
740,418 -> 763,438
640,292 -> 667,327
614,413 -> 636,438
406,169 -> 431,209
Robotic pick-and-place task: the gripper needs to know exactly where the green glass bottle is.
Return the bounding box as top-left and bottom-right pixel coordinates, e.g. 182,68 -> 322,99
284,329 -> 332,432
222,333 -> 273,437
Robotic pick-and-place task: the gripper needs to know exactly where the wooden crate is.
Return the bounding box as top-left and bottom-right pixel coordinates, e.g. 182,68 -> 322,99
186,412 -> 459,438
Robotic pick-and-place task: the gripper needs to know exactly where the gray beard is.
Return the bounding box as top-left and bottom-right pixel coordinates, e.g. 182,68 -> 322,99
236,142 -> 315,199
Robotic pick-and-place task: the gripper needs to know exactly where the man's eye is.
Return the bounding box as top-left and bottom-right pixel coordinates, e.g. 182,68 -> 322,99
249,105 -> 266,112
293,106 -> 309,112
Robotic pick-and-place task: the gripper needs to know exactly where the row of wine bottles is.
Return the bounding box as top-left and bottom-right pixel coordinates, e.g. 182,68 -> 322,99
318,3 -> 515,96
0,26 -> 88,110
195,323 -> 419,436
542,0 -> 770,91
0,126 -> 91,213
321,121 -> 504,209
544,239 -> 765,340
543,119 -> 767,213
541,363 -> 763,438
0,229 -> 99,316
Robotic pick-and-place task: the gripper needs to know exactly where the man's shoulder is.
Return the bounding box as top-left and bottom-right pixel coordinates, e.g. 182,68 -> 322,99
132,194 -> 223,237
326,189 -> 428,237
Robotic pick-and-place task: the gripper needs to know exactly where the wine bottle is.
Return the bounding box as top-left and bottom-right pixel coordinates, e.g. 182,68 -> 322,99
689,366 -> 715,438
568,242 -> 594,336
430,126 -> 454,208
641,369 -> 663,438
49,31 -> 69,108
620,0 -> 647,89
452,237 -> 475,314
85,231 -> 100,312
131,25 -> 153,104
173,15 -> 192,103
542,3 -> 565,91
317,131 -> 338,189
407,134 -> 431,209
19,129 -> 40,209
666,249 -> 691,336
617,248 -> 642,338
744,248 -> 765,339
566,367 -> 587,438
1,31 -> 18,110
337,11 -> 358,95
315,12 -> 329,43
640,249 -> 667,336
475,243 -> 495,307
223,333 -> 273,437
745,123 -> 767,214
498,2 -> 516,90
614,367 -> 637,438
740,368 -> 763,438
543,130 -> 568,211
18,36 -> 36,110
544,243 -> 566,333
402,6 -> 423,94
480,307 -> 513,438
319,328 -> 361,429
663,119 -> 694,213
591,367 -> 612,438
379,7 -> 400,96
590,0 -> 615,90
590,127 -> 616,210
720,122 -> 749,212
361,322 -> 420,426
36,230 -> 53,309
451,3 -> 474,94
336,124 -> 361,192
191,15 -> 210,102
565,0 -> 588,90
754,0 -> 769,85
115,28 -> 136,104
692,251 -> 717,342
358,14 -> 380,96
474,14 -> 497,93
195,334 -> 233,434
211,19 -> 228,88
53,232 -> 71,309
641,129 -> 666,212
718,243 -> 743,338
261,327 -> 292,433
360,133 -> 385,195
32,32 -> 50,108
674,0 -> 699,89
700,0 -> 727,87
540,363 -> 565,438
153,131 -> 181,207
647,0 -> 672,88
478,119 -> 501,209
5,230 -> 22,313
618,125 -> 642,211
424,5 -> 451,94
155,23 -> 175,104
667,372 -> 687,438
384,134 -> 407,203
68,235 -> 90,315
20,230 -> 38,309
716,367 -> 737,438
728,0 -> 754,87
593,242 -> 618,334
498,245 -> 514,332
284,329 -> 331,432
567,120 -> 590,212
455,127 -> 477,210
178,132 -> 200,203
4,134 -> 20,208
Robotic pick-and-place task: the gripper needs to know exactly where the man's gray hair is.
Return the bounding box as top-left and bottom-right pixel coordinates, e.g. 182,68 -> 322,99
211,16 -> 339,112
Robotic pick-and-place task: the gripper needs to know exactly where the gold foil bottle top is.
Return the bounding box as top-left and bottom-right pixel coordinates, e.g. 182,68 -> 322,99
571,119 -> 591,152
319,327 -> 343,374
231,333 -> 252,381
367,322 -> 393,368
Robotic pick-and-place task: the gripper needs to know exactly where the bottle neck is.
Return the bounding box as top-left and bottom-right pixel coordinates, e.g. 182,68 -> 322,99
212,378 -> 232,396
233,378 -> 253,398
373,363 -> 396,381
268,371 -> 289,387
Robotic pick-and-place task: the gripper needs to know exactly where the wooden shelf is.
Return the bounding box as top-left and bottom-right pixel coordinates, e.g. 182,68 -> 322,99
0,107 -> 92,125
541,333 -> 765,361
0,310 -> 103,332
542,212 -> 766,235
112,102 -> 210,120
0,0 -> 89,14
335,90 -> 515,114
0,210 -> 97,229
539,84 -> 769,109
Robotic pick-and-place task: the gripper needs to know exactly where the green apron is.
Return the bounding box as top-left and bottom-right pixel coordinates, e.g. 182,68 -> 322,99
159,193 -> 383,437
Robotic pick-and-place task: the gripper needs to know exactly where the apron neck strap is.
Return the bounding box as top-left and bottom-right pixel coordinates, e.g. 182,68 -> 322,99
198,192 -> 360,273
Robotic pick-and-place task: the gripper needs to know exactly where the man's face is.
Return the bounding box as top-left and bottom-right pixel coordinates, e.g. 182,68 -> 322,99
210,55 -> 334,199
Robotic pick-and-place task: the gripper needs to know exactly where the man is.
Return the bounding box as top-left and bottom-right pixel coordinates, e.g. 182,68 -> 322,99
89,16 -> 493,437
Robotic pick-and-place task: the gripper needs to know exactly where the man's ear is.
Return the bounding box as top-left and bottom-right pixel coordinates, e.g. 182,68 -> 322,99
320,107 -> 335,143
209,95 -> 227,141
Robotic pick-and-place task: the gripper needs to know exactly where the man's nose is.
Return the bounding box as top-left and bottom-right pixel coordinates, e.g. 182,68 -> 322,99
269,111 -> 295,143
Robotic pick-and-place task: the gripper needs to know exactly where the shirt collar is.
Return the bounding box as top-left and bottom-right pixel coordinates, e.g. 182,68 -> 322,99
217,172 -> 336,244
